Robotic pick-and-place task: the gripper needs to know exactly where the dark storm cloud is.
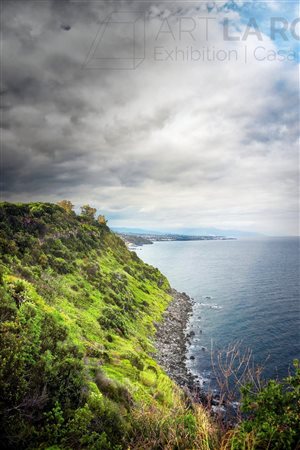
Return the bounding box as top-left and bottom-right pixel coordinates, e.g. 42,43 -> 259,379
1,0 -> 299,235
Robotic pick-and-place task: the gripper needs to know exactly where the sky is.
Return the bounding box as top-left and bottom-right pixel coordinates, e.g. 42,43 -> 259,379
1,0 -> 299,236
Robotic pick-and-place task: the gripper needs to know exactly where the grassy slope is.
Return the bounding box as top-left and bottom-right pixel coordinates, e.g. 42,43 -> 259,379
0,203 -> 215,449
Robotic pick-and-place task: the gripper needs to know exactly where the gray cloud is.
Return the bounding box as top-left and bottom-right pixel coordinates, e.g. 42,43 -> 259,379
1,0 -> 299,235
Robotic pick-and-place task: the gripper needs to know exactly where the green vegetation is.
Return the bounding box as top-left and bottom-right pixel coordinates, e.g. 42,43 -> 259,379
0,202 -> 217,449
225,360 -> 300,450
0,202 -> 299,449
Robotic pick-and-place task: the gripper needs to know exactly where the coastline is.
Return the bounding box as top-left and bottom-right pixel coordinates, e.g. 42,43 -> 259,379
154,288 -> 204,401
153,288 -> 239,422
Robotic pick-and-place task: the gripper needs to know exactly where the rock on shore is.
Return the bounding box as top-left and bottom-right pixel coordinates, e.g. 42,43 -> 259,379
154,288 -> 202,397
154,288 -> 241,423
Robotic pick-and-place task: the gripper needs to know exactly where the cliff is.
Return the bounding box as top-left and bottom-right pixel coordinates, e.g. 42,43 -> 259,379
0,202 -> 214,449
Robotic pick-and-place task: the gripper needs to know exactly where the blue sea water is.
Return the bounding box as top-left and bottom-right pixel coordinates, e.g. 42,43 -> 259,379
139,238 -> 300,387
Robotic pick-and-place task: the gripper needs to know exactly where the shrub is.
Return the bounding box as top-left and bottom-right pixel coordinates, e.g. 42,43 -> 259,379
87,392 -> 130,446
7,279 -> 29,308
49,257 -> 71,274
98,305 -> 129,336
228,360 -> 300,450
57,200 -> 74,214
95,370 -> 132,408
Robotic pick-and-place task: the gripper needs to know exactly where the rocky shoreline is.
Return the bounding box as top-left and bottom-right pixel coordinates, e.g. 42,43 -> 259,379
154,289 -> 244,424
154,288 -> 205,401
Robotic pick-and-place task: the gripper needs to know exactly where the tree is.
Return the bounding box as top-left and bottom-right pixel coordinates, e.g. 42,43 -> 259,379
97,215 -> 107,225
57,200 -> 74,214
80,204 -> 96,220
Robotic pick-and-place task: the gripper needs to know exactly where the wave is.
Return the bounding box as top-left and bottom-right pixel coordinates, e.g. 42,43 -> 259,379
199,302 -> 223,310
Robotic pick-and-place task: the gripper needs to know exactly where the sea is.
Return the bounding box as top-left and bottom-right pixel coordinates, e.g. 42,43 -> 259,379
139,238 -> 300,391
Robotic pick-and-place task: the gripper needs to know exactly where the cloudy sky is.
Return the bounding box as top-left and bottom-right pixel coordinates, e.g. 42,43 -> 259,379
1,0 -> 299,235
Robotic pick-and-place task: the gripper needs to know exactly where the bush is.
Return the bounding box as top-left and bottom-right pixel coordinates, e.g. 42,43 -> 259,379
98,306 -> 129,336
87,392 -> 130,446
95,370 -> 132,408
229,360 -> 300,450
49,257 -> 71,274
7,279 -> 29,308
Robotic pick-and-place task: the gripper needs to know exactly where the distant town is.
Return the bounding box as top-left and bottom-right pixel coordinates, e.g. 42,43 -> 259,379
116,232 -> 236,247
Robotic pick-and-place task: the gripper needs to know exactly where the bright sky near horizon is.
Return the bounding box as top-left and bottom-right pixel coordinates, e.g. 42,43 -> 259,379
2,1 -> 299,235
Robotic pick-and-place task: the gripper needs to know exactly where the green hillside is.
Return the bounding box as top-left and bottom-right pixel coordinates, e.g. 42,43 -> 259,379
0,202 -> 299,450
0,202 -> 214,449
